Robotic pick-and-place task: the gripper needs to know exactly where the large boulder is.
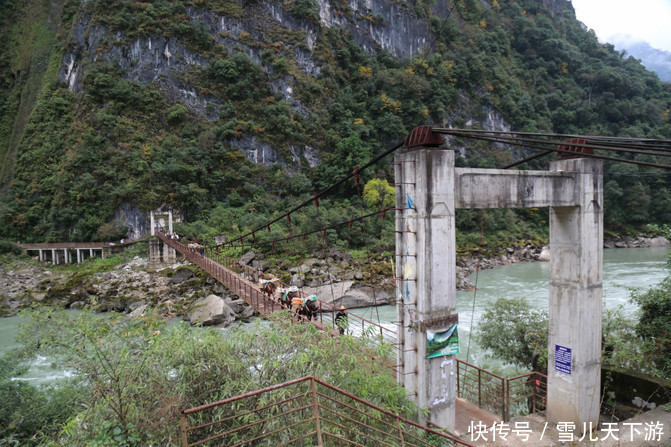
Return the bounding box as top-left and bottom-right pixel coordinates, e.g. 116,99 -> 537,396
188,294 -> 236,327
290,273 -> 305,287
239,251 -> 256,265
538,246 -> 550,262
648,236 -> 670,247
129,304 -> 148,317
225,297 -> 254,317
302,281 -> 391,309
172,267 -> 194,284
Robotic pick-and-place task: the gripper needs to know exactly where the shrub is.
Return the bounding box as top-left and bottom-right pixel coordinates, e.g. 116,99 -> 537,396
0,239 -> 19,255
17,309 -> 414,444
0,355 -> 85,445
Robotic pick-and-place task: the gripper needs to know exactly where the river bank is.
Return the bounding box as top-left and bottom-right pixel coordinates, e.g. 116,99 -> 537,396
0,236 -> 668,325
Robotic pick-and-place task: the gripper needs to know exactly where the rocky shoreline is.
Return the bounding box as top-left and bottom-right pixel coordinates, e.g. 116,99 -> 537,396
1,236 -> 668,326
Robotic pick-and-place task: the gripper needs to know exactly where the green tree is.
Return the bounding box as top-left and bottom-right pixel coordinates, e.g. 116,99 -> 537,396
476,298 -> 548,371
362,178 -> 395,209
630,275 -> 671,376
313,132 -> 372,192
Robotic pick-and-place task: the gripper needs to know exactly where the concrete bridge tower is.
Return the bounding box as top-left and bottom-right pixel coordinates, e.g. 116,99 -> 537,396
149,206 -> 181,267
395,127 -> 603,432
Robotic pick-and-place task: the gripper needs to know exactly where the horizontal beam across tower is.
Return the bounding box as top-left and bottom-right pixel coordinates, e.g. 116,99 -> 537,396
454,168 -> 577,209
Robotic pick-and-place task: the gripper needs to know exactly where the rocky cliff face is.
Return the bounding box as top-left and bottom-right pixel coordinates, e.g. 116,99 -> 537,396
312,0 -> 442,59
57,0 -> 508,168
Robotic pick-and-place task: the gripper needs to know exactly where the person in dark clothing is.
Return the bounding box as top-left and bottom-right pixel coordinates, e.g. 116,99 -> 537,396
335,306 -> 348,335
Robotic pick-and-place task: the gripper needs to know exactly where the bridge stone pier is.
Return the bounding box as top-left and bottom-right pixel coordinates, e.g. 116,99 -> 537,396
149,238 -> 178,267
395,127 -> 603,433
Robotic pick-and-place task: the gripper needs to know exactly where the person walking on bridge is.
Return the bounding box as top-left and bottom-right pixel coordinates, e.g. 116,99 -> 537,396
335,306 -> 348,335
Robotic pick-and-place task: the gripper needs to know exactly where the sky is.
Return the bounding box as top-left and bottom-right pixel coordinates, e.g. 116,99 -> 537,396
570,0 -> 671,52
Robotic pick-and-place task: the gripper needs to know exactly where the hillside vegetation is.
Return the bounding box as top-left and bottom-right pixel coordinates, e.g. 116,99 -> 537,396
1,0 -> 670,248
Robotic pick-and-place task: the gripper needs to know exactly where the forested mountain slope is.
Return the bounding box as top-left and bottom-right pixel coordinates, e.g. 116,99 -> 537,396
1,0 -> 670,243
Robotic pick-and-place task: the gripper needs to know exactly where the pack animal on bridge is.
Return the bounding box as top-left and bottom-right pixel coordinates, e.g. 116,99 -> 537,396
258,278 -> 280,300
299,295 -> 319,321
279,286 -> 299,309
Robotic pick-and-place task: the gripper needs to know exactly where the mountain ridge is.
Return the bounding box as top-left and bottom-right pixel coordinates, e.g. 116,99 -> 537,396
610,37 -> 671,82
1,0 -> 670,243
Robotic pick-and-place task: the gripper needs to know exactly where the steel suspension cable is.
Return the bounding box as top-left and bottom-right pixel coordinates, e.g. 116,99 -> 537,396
437,130 -> 671,170
224,140 -> 405,249
354,168 -> 383,330
465,210 -> 485,363
221,207 -> 397,251
438,129 -> 671,159
433,128 -> 671,149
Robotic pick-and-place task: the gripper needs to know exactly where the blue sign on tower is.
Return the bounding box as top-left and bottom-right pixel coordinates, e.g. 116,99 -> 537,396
554,344 -> 572,375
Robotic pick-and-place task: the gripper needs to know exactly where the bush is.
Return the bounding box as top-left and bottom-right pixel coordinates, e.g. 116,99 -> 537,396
17,309 -> 415,445
476,297 -> 548,370
0,239 -> 19,255
631,276 -> 671,376
0,355 -> 85,445
96,222 -> 128,242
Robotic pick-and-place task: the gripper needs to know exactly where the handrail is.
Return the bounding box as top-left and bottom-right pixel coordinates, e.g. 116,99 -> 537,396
206,244 -> 398,343
17,242 -> 111,249
456,358 -> 506,420
180,375 -> 474,446
158,231 -> 397,345
456,359 -> 549,422
506,371 -> 548,421
157,231 -> 283,316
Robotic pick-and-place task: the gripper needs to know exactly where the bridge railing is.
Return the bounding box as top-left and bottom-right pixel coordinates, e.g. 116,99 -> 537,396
456,359 -> 548,422
17,242 -> 111,249
505,371 -> 547,421
157,232 -> 283,316
456,359 -> 506,420
194,240 -> 398,348
180,375 -> 473,447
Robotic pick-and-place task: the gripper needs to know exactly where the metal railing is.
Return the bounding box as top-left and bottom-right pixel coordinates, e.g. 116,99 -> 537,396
157,232 -> 398,347
456,359 -> 506,420
207,245 -> 399,346
157,232 -> 284,316
456,359 -> 548,422
180,375 -> 473,446
506,371 -> 547,421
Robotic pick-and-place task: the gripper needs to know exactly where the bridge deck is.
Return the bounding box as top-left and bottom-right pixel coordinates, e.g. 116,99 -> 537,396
157,232 -> 324,330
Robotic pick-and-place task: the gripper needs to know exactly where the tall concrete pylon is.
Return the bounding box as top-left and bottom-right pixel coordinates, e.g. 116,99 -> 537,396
394,142 -> 458,429
547,157 -> 603,429
394,127 -> 603,432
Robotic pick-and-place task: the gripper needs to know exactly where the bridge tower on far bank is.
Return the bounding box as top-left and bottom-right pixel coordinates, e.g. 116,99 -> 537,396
149,205 -> 181,267
395,127 -> 603,432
